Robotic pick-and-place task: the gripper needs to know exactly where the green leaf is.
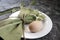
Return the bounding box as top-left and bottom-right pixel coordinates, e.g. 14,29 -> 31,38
0,20 -> 23,40
36,14 -> 45,21
12,9 -> 17,13
30,0 -> 36,5
0,18 -> 20,27
24,15 -> 36,24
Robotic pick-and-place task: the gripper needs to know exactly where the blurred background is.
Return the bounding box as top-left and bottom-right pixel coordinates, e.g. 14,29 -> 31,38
0,0 -> 60,40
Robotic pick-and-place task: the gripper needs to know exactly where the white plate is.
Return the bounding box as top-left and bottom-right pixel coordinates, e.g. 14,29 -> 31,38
9,11 -> 53,39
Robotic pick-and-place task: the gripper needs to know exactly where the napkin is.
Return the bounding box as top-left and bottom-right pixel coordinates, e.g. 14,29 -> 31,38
0,18 -> 23,40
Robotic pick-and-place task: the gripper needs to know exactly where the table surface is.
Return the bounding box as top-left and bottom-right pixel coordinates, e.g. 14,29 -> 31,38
0,0 -> 60,40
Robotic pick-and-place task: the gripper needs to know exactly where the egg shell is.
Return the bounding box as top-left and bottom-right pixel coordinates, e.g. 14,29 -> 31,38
29,21 -> 43,33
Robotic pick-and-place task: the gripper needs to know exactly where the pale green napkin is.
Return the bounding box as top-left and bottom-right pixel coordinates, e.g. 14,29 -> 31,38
0,18 -> 23,40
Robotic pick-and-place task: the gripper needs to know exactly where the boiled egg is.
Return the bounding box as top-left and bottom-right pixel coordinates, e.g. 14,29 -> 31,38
29,21 -> 43,33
